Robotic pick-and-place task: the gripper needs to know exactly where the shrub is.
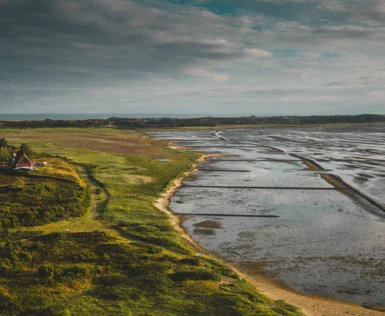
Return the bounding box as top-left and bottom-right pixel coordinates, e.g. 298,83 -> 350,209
37,264 -> 55,279
0,292 -> 16,313
179,257 -> 201,266
93,286 -> 121,300
97,274 -> 129,286
0,259 -> 12,276
170,269 -> 221,282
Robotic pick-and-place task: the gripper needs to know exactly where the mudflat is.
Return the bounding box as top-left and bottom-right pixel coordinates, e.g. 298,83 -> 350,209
151,124 -> 385,313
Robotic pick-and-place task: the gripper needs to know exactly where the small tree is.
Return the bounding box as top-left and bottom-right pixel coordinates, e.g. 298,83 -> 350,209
19,143 -> 33,156
0,147 -> 11,162
0,138 -> 8,148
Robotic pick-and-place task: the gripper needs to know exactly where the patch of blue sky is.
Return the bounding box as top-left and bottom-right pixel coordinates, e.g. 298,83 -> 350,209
166,0 -> 238,15
273,49 -> 298,58
166,0 -> 320,24
322,52 -> 342,59
194,2 -> 239,16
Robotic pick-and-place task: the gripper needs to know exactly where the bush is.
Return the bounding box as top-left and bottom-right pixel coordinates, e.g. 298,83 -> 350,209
0,292 -> 16,312
0,176 -> 91,228
97,274 -> 128,286
179,257 -> 201,266
0,260 -> 12,276
61,265 -> 89,278
93,286 -> 121,300
37,264 -> 55,282
170,269 -> 221,282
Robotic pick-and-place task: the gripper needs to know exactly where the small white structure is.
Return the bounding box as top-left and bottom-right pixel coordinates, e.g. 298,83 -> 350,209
34,161 -> 47,167
15,166 -> 34,172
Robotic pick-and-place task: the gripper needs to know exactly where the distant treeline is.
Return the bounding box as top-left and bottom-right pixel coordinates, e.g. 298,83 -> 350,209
1,114 -> 384,129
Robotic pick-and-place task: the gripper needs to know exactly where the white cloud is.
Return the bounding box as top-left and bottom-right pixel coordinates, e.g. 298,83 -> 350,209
183,67 -> 229,82
300,52 -> 322,59
244,48 -> 272,58
282,68 -> 314,79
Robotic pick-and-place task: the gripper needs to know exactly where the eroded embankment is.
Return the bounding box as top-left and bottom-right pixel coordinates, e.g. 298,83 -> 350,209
291,153 -> 385,213
154,154 -> 228,254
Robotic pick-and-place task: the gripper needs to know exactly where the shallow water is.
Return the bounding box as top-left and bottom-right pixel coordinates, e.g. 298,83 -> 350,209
149,124 -> 385,306
191,159 -> 332,188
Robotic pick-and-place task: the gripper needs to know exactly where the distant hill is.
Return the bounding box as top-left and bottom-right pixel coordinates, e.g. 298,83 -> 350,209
0,114 -> 384,129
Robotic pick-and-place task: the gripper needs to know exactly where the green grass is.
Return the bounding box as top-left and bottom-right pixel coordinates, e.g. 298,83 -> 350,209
0,128 -> 304,315
0,231 -> 300,315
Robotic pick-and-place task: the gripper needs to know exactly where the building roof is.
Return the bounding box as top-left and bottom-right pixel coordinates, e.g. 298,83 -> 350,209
17,154 -> 33,165
15,151 -> 23,162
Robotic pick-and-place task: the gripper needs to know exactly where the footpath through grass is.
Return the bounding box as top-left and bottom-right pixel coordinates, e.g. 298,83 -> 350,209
0,128 -> 303,316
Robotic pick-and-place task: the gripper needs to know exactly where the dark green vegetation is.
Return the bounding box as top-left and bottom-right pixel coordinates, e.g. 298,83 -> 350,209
0,231 -> 301,315
0,138 -> 12,162
0,128 -> 304,315
0,158 -> 90,230
0,175 -> 90,229
0,114 -> 384,129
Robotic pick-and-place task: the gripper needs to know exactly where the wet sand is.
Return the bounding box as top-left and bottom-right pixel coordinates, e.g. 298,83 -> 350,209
237,261 -> 385,316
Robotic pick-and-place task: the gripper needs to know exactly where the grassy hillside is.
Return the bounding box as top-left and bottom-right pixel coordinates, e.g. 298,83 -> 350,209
0,128 -> 303,316
0,158 -> 90,231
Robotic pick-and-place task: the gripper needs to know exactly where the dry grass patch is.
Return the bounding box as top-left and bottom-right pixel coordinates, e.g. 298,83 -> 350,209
35,158 -> 87,186
123,174 -> 153,184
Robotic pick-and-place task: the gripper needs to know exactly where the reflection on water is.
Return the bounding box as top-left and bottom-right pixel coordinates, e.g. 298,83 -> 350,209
148,125 -> 385,305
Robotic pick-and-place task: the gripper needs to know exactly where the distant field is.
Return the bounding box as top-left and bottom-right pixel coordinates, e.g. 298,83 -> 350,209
147,121 -> 385,131
0,128 -> 303,315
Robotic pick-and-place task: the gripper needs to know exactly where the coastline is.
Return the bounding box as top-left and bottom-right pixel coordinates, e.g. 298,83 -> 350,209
236,262 -> 385,316
154,153 -> 225,252
154,150 -> 385,316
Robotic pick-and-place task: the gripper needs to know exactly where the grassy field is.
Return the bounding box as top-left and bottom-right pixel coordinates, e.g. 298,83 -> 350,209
0,128 -> 303,315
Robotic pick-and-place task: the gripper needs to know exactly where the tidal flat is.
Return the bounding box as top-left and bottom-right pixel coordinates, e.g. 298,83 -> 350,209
150,124 -> 385,307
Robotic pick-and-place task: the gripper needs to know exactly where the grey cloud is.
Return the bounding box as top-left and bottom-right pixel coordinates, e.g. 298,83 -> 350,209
317,0 -> 385,24
1,0 -> 384,114
200,0 -> 385,27
0,1 -> 265,86
261,23 -> 385,47
323,81 -> 343,87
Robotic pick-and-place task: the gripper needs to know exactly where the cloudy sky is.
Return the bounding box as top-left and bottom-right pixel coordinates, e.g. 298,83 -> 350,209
1,0 -> 385,115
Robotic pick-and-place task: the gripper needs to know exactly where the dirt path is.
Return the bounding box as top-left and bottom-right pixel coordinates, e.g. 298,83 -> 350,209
80,166 -> 98,217
80,166 -> 111,218
39,166 -> 110,234
58,166 -> 110,232
154,153 -> 384,316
